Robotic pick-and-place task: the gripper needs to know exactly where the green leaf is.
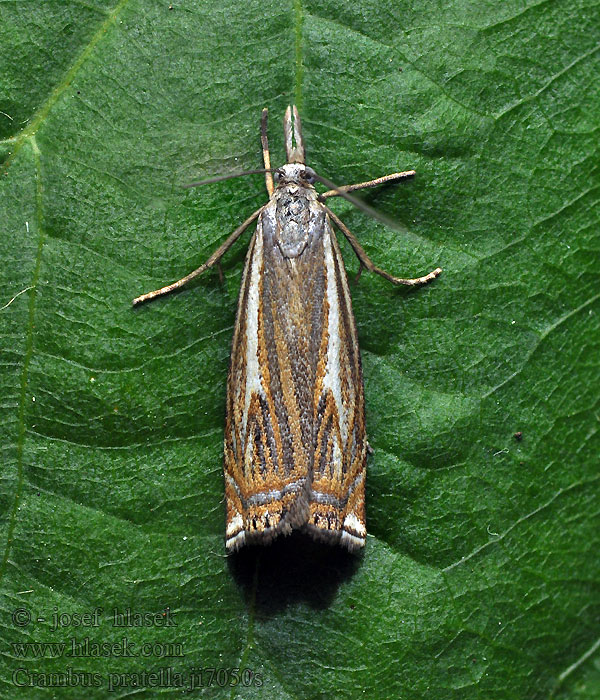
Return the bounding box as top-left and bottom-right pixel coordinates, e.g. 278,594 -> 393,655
1,1 -> 598,698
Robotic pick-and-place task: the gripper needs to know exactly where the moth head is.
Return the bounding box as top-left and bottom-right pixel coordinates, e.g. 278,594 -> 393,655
275,164 -> 317,186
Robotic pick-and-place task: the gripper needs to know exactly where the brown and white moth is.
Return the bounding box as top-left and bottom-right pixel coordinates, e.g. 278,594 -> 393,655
133,106 -> 441,552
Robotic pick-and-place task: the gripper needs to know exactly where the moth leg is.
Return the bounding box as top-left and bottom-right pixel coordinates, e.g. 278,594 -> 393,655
318,171 -> 416,200
132,206 -> 264,305
354,262 -> 364,284
261,108 -> 274,196
323,204 -> 442,287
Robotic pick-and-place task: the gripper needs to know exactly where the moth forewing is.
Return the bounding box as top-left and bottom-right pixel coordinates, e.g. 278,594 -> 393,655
304,217 -> 367,550
133,107 -> 441,553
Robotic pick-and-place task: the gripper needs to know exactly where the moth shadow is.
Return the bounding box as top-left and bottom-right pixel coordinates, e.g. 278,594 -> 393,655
228,531 -> 361,613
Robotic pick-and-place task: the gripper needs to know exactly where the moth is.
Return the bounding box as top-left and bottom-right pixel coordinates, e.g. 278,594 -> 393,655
133,106 -> 441,551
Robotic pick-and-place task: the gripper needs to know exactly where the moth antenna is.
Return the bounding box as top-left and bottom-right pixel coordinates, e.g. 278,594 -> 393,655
261,107 -> 275,196
311,170 -> 413,233
182,168 -> 280,188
